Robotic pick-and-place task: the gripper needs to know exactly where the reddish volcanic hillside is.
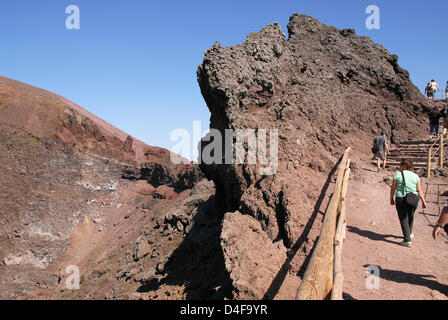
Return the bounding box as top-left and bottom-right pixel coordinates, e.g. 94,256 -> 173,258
0,76 -> 219,300
1,76 -> 172,165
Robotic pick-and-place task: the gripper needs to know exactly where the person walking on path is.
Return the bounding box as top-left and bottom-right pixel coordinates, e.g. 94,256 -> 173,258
445,81 -> 448,100
440,102 -> 448,130
428,80 -> 440,100
425,82 -> 432,98
390,159 -> 427,247
432,201 -> 448,240
373,130 -> 390,173
428,106 -> 442,138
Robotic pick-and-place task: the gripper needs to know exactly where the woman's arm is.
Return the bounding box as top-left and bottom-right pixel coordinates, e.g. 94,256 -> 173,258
390,180 -> 397,205
433,205 -> 448,239
417,181 -> 427,209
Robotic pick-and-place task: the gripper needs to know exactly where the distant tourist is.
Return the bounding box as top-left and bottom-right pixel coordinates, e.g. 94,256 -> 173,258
428,106 -> 441,138
390,159 -> 427,247
425,82 -> 431,98
445,81 -> 448,99
432,201 -> 448,240
372,130 -> 390,173
440,103 -> 448,130
427,79 -> 440,100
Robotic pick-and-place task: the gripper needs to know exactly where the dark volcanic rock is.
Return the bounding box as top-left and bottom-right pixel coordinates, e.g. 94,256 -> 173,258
197,13 -> 433,297
122,135 -> 134,153
221,211 -> 287,299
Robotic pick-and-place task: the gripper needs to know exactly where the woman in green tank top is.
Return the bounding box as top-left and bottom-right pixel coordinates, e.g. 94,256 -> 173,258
390,159 -> 427,247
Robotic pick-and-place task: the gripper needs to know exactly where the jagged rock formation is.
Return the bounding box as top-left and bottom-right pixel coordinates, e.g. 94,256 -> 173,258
197,13 -> 433,298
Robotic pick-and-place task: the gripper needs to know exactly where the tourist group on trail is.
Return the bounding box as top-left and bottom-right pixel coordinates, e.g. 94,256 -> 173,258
371,83 -> 448,248
425,79 -> 448,100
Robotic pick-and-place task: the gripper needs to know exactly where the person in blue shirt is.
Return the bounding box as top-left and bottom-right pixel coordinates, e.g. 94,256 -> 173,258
373,130 -> 390,173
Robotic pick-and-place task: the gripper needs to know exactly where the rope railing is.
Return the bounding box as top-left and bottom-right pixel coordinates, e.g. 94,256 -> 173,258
427,128 -> 447,178
295,147 -> 351,300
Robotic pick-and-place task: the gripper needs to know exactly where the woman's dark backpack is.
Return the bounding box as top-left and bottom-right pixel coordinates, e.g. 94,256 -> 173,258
401,171 -> 419,208
371,137 -> 382,154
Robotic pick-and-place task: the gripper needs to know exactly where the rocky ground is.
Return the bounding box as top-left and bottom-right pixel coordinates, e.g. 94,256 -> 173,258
343,167 -> 448,300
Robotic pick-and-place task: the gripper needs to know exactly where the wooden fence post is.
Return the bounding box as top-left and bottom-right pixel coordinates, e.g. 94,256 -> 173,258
296,147 -> 351,300
331,164 -> 350,300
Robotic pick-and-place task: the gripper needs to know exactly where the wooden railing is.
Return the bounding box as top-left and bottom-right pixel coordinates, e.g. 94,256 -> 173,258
295,147 -> 351,300
427,128 -> 447,178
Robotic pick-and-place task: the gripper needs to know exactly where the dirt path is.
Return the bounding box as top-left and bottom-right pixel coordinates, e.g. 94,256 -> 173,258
343,167 -> 448,300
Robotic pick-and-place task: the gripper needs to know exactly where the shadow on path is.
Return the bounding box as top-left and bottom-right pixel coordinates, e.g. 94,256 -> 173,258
361,167 -> 378,173
342,292 -> 357,300
363,265 -> 448,297
418,211 -> 438,218
347,226 -> 402,245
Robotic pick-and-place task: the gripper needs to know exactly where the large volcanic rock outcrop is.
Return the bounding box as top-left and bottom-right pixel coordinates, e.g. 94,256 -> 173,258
197,14 -> 433,298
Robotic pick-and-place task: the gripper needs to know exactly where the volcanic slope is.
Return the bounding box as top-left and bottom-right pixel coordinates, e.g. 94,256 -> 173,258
0,76 -> 229,300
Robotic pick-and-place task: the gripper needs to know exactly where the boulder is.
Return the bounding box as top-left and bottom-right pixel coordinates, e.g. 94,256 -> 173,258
221,212 -> 287,299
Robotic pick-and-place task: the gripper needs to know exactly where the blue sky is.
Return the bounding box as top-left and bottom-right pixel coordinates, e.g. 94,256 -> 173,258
1,0 -> 447,156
